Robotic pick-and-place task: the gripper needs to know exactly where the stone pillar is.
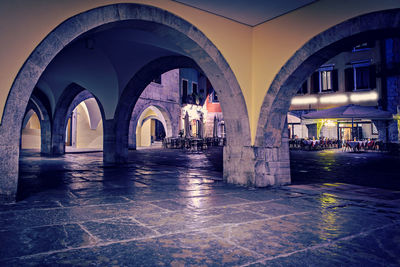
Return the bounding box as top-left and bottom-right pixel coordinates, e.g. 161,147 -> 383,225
224,116 -> 291,188
71,109 -> 77,148
103,119 -> 128,164
0,143 -> 19,202
51,131 -> 65,155
223,141 -> 291,187
388,120 -> 399,143
128,116 -> 137,150
128,133 -> 137,150
0,122 -> 20,202
373,120 -> 388,142
223,145 -> 256,186
40,118 -> 52,155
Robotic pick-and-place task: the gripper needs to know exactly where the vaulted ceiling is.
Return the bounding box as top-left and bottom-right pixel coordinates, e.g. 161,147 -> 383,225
173,0 -> 317,26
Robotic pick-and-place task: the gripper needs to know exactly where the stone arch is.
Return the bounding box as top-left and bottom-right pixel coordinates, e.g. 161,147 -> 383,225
122,57 -> 195,151
112,52 -> 250,167
254,9 -> 400,186
131,105 -> 172,149
21,94 -> 52,154
22,109 -> 36,130
51,83 -> 105,155
0,3 -> 250,200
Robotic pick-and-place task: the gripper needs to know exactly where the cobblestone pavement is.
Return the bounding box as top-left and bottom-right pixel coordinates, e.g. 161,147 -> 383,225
290,149 -> 400,191
0,148 -> 399,266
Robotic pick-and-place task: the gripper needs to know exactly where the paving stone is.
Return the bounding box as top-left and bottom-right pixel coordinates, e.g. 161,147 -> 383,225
82,217 -> 158,241
0,224 -> 94,259
0,231 -> 260,266
1,149 -> 400,265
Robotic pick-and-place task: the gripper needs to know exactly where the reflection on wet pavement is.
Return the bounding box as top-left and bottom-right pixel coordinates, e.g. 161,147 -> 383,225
0,149 -> 399,265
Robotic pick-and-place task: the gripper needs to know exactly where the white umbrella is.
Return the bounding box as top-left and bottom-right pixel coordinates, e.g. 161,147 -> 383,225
213,115 -> 218,138
184,111 -> 191,138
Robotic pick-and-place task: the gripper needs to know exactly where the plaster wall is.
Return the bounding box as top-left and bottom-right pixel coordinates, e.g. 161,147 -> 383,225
75,104 -> 103,149
140,119 -> 152,147
21,112 -> 41,149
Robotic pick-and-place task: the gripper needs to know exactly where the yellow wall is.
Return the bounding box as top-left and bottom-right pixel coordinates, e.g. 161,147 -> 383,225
140,119 -> 152,147
75,104 -> 103,148
136,109 -> 158,147
21,112 -> 41,149
1,0 -> 400,144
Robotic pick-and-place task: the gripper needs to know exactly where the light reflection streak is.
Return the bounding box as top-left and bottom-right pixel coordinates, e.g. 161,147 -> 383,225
318,193 -> 340,241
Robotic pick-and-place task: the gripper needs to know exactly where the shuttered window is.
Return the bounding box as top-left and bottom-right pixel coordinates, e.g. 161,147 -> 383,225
345,61 -> 376,91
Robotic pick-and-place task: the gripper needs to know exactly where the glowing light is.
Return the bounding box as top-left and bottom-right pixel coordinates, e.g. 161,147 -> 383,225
320,94 -> 348,104
350,91 -> 378,102
325,120 -> 336,127
291,96 -> 318,105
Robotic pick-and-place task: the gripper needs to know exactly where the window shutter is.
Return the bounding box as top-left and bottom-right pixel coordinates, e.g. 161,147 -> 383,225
302,81 -> 308,94
369,64 -> 376,89
332,69 -> 338,91
310,72 -> 319,94
345,68 -> 354,92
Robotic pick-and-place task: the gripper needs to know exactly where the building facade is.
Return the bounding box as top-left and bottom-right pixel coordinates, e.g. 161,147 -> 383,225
289,38 -> 400,144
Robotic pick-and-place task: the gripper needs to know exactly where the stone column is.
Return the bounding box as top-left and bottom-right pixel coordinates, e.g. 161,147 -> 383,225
223,141 -> 291,187
40,118 -> 52,155
0,120 -> 21,202
0,143 -> 19,202
388,120 -> 399,143
128,116 -> 137,150
373,120 -> 388,142
103,119 -> 128,164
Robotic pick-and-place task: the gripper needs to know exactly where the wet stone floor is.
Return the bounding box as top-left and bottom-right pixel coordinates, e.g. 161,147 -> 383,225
0,148 -> 400,266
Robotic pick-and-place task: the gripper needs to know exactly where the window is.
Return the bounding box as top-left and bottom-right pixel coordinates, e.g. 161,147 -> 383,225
310,65 -> 337,93
212,91 -> 219,102
320,70 -> 332,91
352,42 -> 374,52
182,79 -> 188,103
354,66 -> 370,90
192,82 -> 198,95
209,89 -> 219,103
345,60 -> 376,91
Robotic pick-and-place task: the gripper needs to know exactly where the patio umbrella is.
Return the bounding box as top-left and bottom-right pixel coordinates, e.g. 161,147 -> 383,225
198,115 -> 204,138
213,115 -> 218,138
302,104 -> 393,140
184,111 -> 191,138
301,104 -> 393,120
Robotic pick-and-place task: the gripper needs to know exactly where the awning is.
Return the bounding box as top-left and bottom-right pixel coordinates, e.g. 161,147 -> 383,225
287,113 -> 301,123
302,104 -> 393,120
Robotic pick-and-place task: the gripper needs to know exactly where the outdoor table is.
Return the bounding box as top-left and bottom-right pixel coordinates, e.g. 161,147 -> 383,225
348,141 -> 359,149
347,141 -> 368,151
